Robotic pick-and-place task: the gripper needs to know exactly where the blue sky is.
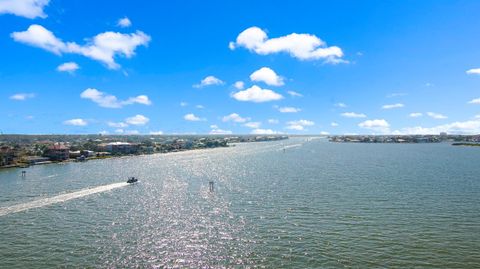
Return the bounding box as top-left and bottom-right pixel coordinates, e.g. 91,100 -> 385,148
1,0 -> 480,135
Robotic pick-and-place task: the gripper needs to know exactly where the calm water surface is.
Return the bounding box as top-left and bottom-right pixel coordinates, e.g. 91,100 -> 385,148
0,138 -> 479,268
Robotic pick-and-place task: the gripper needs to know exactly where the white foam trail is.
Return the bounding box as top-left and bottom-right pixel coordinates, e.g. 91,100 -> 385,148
278,144 -> 303,151
0,182 -> 129,217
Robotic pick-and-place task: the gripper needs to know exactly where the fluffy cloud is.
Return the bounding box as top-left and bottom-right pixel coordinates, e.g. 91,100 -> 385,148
123,95 -> 151,105
11,25 -> 151,69
427,112 -> 447,119
230,26 -> 344,63
193,76 -> 224,88
233,81 -> 244,90
268,119 -> 279,124
107,121 -> 128,128
278,106 -> 301,113
409,112 -> 423,118
251,128 -> 279,135
117,17 -> 132,28
286,119 -> 314,131
250,67 -> 284,86
468,98 -> 480,104
0,0 -> 49,19
341,112 -> 366,118
232,85 -> 283,103
466,68 -> 480,75
358,119 -> 390,133
149,131 -> 164,135
80,88 -> 151,108
57,62 -> 79,73
184,113 -> 204,121
222,113 -> 249,123
382,103 -> 404,109
125,114 -> 149,125
287,90 -> 303,97
63,118 -> 87,126
395,119 -> 480,135
209,128 -> 232,135
9,93 -> 35,100
331,122 -> 339,127
244,122 -> 261,128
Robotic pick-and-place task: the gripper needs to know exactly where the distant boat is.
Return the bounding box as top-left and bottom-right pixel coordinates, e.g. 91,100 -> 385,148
127,177 -> 138,184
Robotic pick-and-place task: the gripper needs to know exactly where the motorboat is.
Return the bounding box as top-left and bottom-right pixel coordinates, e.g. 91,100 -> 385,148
127,177 -> 138,184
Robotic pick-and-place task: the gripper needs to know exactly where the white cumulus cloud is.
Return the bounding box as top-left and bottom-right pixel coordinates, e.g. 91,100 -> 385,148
117,17 -> 132,28
278,106 -> 301,113
395,119 -> 480,135
107,121 -> 128,128
232,85 -> 283,103
287,90 -> 303,97
409,112 -> 423,118
193,75 -> 224,88
222,113 -> 249,123
209,128 -> 232,134
184,113 -> 204,121
286,119 -> 314,131
230,26 -> 344,63
11,24 -> 151,69
63,118 -> 88,126
233,81 -> 244,90
427,112 -> 447,119
149,131 -> 164,135
56,62 -> 79,73
268,119 -> 279,124
250,67 -> 284,86
244,122 -> 261,128
125,114 -> 149,125
10,93 -> 35,100
358,119 -> 390,133
0,0 -> 49,19
341,112 -> 366,118
466,68 -> 480,75
382,103 -> 404,109
80,88 -> 151,108
251,128 -> 279,135
468,98 -> 480,104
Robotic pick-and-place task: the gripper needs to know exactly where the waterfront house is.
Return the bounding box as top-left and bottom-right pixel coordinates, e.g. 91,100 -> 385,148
0,146 -> 15,166
44,144 -> 70,161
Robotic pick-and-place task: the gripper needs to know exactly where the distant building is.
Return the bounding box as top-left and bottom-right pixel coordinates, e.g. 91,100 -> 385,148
81,150 -> 95,157
0,146 -> 15,166
97,142 -> 139,154
44,144 -> 70,161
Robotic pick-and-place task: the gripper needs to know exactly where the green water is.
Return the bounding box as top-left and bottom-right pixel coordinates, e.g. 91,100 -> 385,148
0,138 -> 479,268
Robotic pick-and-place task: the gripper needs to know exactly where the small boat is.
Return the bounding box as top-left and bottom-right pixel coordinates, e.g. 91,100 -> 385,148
127,177 -> 138,184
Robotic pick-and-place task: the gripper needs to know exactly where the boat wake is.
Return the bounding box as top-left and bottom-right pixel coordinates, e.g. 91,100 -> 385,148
279,144 -> 303,151
0,182 -> 129,217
